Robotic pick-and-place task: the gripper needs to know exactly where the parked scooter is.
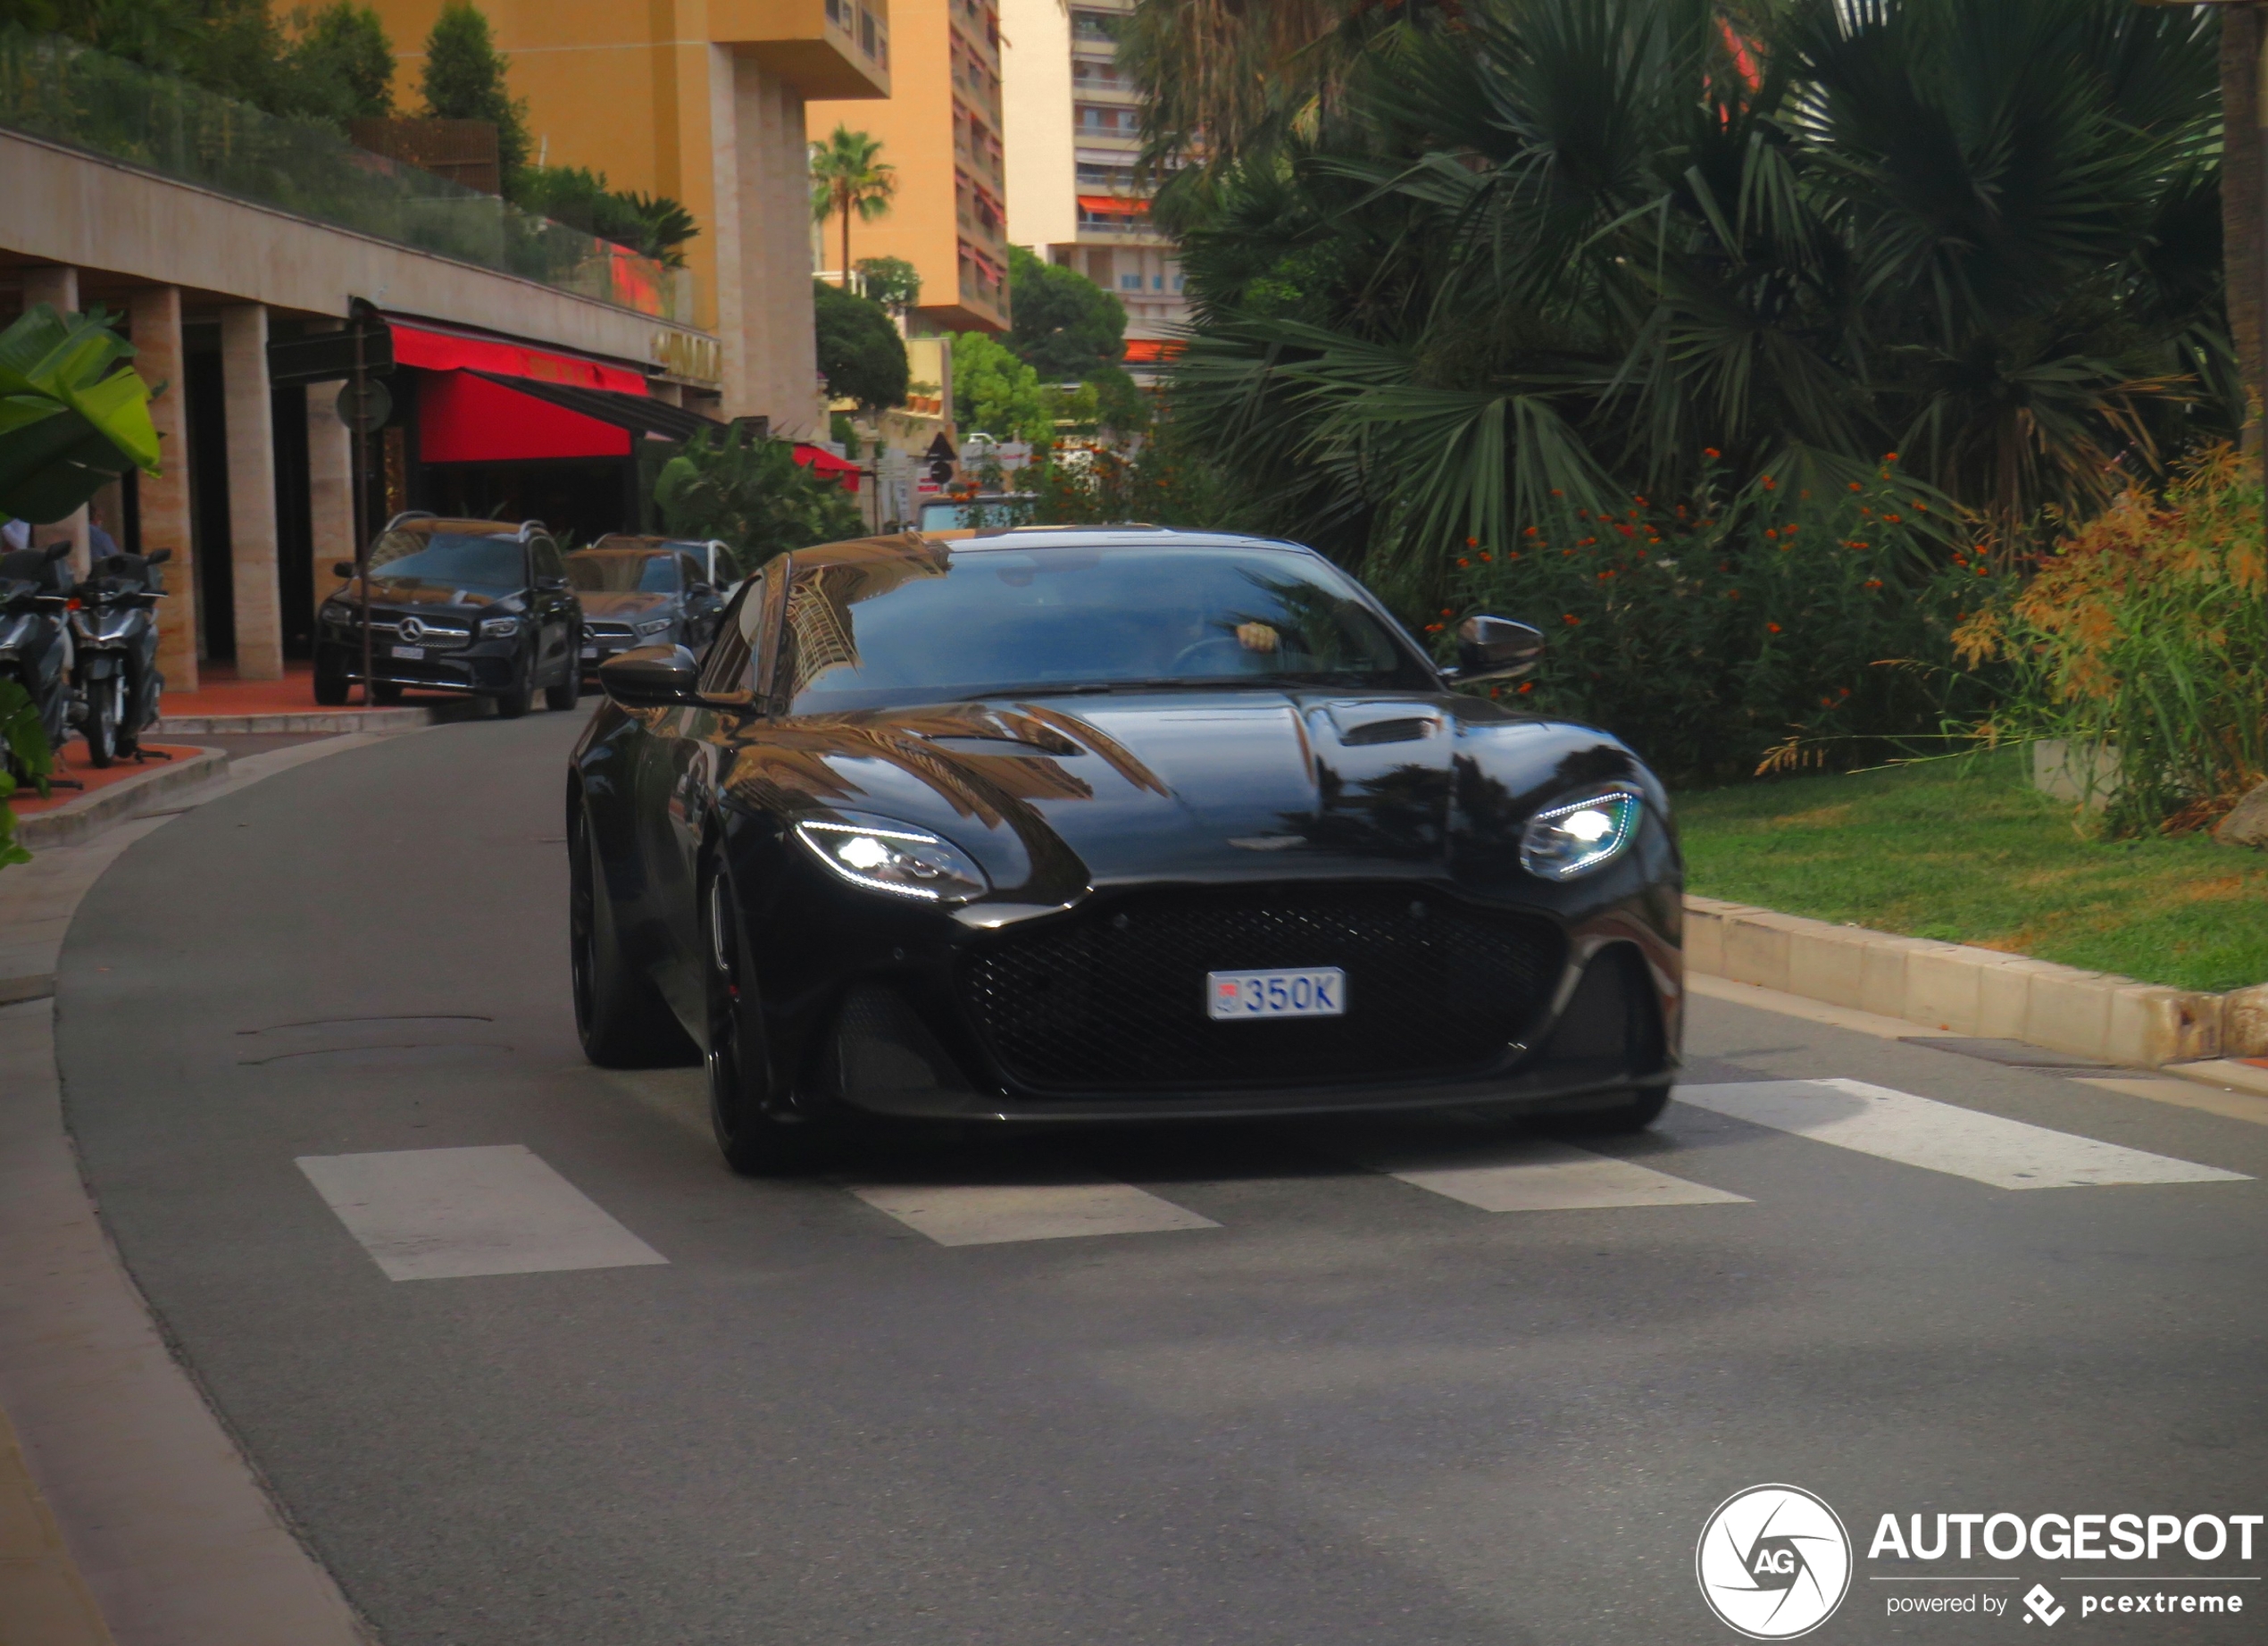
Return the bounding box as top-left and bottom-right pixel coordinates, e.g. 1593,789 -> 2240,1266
70,547 -> 171,766
0,539 -> 78,777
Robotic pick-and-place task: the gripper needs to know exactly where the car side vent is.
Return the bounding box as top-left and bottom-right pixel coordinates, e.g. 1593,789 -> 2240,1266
833,985 -> 974,1097
1538,945 -> 1666,1075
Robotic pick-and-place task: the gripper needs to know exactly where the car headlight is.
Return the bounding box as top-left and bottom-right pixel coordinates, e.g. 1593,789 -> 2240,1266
636,616 -> 672,636
793,815 -> 988,904
478,615 -> 521,639
322,602 -> 358,627
1519,787 -> 1643,881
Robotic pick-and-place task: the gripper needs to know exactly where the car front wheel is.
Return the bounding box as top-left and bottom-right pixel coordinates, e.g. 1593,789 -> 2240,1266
704,865 -> 830,1176
568,805 -> 696,1068
544,631 -> 580,711
494,648 -> 536,718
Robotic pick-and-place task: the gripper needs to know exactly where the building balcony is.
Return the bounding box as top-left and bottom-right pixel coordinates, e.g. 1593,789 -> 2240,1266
713,0 -> 891,99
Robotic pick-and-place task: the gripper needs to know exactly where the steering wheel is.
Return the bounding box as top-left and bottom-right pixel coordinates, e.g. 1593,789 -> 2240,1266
1169,635 -> 1258,674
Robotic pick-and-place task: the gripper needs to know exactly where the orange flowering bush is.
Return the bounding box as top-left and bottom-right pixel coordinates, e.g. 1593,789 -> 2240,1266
1954,447 -> 2265,834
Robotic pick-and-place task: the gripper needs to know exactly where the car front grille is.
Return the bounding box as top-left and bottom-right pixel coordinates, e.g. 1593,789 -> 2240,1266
586,622 -> 638,643
958,884 -> 1563,1093
371,617 -> 471,649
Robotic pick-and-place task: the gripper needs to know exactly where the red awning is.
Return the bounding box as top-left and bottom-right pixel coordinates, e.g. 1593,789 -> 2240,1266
791,443 -> 861,494
420,371 -> 630,464
387,317 -> 646,394
1122,338 -> 1182,365
1077,194 -> 1148,217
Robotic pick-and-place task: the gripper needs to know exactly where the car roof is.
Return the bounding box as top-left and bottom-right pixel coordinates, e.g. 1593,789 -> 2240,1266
381,514 -> 544,540
790,526 -> 1318,569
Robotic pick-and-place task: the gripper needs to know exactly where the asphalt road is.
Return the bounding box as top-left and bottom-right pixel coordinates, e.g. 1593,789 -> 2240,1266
53,713 -> 2268,1646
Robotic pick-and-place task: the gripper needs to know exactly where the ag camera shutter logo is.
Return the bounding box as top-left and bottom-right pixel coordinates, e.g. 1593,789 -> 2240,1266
1697,1484 -> 1854,1639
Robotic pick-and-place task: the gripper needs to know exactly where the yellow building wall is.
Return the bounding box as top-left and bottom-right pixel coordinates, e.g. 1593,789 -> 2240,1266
367,0 -> 894,429
811,0 -> 1008,333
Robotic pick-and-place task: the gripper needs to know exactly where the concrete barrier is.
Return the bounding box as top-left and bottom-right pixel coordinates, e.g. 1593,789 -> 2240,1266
1684,895 -> 2251,1067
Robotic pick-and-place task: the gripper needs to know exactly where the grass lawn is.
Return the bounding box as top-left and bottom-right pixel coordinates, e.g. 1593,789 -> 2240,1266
1673,751 -> 2268,994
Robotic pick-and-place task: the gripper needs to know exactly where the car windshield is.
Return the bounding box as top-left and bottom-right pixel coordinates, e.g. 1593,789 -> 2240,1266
366,531 -> 523,593
783,543 -> 1431,713
567,551 -> 680,595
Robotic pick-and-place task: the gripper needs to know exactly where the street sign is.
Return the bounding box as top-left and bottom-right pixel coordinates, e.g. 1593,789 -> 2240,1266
335,378 -> 393,433
268,326 -> 395,387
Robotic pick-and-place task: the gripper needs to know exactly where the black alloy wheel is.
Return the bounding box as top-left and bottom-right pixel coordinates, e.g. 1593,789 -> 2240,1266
495,646 -> 537,719
544,629 -> 581,712
567,803 -> 696,1068
703,864 -> 829,1176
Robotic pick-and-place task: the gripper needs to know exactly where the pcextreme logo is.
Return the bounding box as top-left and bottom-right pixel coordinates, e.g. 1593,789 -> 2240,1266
1697,1484 -> 1855,1640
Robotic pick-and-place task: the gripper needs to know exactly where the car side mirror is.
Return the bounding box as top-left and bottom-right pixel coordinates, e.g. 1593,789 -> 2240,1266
333,561 -> 356,579
688,581 -> 714,598
146,547 -> 172,565
599,646 -> 703,707
536,573 -> 568,591
43,540 -> 72,563
1448,614 -> 1545,683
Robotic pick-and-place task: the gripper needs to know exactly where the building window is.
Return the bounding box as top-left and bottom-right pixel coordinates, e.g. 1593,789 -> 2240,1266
1071,12 -> 1115,44
1120,272 -> 1142,290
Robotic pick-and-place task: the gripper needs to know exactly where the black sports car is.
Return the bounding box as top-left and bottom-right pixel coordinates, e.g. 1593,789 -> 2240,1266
568,528 -> 1682,1174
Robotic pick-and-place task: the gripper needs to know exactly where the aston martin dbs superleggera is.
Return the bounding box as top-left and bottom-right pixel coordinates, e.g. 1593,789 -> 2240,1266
567,527 -> 1682,1174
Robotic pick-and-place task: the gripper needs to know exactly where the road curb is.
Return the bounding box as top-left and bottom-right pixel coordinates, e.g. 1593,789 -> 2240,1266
15,749 -> 230,852
156,699 -> 480,735
0,740 -> 386,1646
1684,894 -> 2265,1069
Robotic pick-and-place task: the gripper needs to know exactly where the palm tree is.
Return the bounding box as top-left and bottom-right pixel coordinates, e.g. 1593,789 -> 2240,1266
808,125 -> 896,291
1162,0 -> 2232,597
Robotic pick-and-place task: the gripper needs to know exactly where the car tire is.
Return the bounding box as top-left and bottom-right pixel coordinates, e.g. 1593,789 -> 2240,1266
313,660 -> 349,706
544,636 -> 580,712
495,650 -> 536,719
703,864 -> 831,1176
1568,1085 -> 1672,1133
568,805 -> 697,1069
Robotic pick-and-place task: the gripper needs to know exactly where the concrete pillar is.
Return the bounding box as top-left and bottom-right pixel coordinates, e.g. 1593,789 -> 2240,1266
129,288 -> 197,693
303,324 -> 356,615
20,264 -> 76,311
219,305 -> 283,681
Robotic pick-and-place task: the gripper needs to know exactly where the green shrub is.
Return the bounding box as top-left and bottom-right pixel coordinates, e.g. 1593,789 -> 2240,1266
1447,455 -> 1983,784
0,677 -> 53,873
654,423 -> 863,573
1953,447 -> 2265,836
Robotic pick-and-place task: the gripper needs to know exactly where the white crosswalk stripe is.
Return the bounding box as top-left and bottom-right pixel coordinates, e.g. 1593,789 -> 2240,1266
844,1169 -> 1219,1247
1676,1079 -> 2250,1190
297,1145 -> 671,1281
1346,1135 -> 1749,1212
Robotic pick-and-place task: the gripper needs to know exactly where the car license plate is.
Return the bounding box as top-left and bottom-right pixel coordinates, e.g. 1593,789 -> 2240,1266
389,644 -> 424,660
1207,967 -> 1346,1021
580,645 -> 598,659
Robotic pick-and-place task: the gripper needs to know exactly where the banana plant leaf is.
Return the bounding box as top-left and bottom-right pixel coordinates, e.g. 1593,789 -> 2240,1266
0,304 -> 162,525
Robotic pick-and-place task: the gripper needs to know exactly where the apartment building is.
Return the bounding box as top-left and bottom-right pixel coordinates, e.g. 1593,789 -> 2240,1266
810,0 -> 1013,333
1002,0 -> 1186,349
373,0 -> 894,430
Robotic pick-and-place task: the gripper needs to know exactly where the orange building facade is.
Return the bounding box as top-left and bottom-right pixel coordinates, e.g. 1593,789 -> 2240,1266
369,0 -> 894,433
810,0 -> 1011,334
